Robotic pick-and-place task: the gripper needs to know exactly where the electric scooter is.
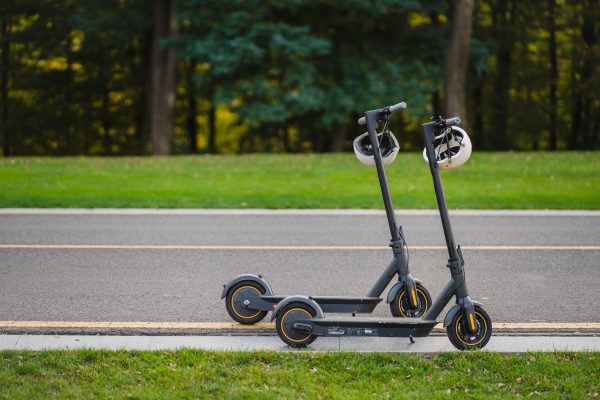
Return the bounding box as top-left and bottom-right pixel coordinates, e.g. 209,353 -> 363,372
269,103 -> 492,350
221,102 -> 432,326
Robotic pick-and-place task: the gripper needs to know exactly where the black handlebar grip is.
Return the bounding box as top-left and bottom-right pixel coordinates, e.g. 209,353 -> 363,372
357,101 -> 407,125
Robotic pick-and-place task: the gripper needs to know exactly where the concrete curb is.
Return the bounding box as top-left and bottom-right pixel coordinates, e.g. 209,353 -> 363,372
0,208 -> 599,216
2,334 -> 599,352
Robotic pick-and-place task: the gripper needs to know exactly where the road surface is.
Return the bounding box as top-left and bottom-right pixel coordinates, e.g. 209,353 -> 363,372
0,210 -> 598,334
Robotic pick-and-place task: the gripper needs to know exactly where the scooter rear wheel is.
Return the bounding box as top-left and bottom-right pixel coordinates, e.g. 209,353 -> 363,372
390,283 -> 432,318
275,302 -> 317,348
225,281 -> 268,325
446,305 -> 492,350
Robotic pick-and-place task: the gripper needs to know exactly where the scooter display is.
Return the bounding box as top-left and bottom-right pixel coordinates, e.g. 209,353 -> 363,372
221,102 -> 432,326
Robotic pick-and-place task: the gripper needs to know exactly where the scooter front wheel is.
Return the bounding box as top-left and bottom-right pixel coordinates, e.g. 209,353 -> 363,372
225,281 -> 268,324
275,302 -> 317,348
446,305 -> 492,350
390,283 -> 432,318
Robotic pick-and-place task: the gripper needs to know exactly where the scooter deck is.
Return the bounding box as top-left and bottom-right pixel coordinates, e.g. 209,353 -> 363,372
298,317 -> 438,338
259,295 -> 382,313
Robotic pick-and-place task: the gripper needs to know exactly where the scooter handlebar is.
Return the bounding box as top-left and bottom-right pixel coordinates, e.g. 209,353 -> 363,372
389,102 -> 407,113
357,101 -> 407,125
444,117 -> 461,126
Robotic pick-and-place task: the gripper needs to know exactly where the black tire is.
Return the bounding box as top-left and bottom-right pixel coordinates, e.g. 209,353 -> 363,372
447,305 -> 492,350
225,281 -> 268,325
390,283 -> 432,318
275,302 -> 317,348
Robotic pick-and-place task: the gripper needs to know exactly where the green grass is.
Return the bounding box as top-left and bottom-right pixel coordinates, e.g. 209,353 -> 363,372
0,350 -> 598,399
0,152 -> 598,209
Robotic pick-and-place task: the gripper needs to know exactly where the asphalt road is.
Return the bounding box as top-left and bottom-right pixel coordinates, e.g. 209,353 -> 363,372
0,211 -> 599,325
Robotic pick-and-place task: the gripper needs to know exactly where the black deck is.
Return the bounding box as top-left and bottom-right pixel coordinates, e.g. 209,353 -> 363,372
300,317 -> 438,337
260,295 -> 382,313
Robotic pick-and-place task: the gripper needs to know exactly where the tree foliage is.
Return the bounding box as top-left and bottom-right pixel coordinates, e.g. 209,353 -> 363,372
0,0 -> 598,155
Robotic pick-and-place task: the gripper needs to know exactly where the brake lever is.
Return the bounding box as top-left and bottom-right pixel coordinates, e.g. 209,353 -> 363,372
430,114 -> 446,130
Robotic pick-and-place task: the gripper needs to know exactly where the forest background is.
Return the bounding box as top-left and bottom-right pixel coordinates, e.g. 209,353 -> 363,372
0,0 -> 598,156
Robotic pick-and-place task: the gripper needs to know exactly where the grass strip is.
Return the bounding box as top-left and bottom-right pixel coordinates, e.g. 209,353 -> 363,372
0,152 -> 598,209
1,350 -> 598,399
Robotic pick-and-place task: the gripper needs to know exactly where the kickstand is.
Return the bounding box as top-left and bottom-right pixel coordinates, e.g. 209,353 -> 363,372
409,335 -> 415,344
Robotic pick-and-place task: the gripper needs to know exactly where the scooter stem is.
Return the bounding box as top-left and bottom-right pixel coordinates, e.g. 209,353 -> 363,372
365,110 -> 400,242
421,121 -> 459,261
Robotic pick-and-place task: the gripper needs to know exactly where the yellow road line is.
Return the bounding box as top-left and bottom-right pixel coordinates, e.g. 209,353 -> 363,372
0,244 -> 598,251
463,245 -> 600,251
492,323 -> 600,329
1,321 -> 599,330
0,321 -> 273,330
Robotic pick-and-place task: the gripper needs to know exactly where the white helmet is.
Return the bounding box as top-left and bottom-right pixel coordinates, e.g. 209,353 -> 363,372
353,131 -> 399,167
423,126 -> 472,170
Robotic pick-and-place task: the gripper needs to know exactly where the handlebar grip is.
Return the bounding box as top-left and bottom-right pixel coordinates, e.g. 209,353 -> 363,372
389,102 -> 407,113
445,117 -> 461,126
357,101 -> 407,126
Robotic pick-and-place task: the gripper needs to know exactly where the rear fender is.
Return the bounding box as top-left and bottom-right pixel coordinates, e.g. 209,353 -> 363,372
221,274 -> 273,299
270,296 -> 324,321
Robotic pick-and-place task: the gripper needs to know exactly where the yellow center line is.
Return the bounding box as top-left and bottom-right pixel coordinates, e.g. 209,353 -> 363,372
1,321 -> 599,330
0,321 -> 272,330
0,244 -> 598,251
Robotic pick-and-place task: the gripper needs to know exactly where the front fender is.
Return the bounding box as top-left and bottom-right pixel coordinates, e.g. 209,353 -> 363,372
443,300 -> 483,327
386,278 -> 423,303
270,296 -> 324,321
221,274 -> 273,299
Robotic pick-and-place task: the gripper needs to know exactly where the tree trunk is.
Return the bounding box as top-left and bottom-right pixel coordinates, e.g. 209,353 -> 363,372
580,0 -> 597,148
1,16 -> 10,157
150,0 -> 177,155
471,76 -> 484,149
429,10 -> 442,114
100,54 -> 111,155
592,114 -> 600,149
548,0 -> 558,150
282,126 -> 290,153
444,0 -> 474,130
569,0 -> 597,149
296,118 -> 306,152
431,91 -> 441,115
490,0 -> 516,150
312,127 -> 324,152
330,123 -> 347,152
570,95 -> 583,149
569,32 -> 582,149
186,59 -> 197,154
245,128 -> 255,153
527,87 -> 539,150
136,32 -> 152,154
64,33 -> 75,155
207,83 -> 217,153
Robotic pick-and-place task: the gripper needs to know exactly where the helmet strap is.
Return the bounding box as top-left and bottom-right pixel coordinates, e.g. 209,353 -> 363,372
434,127 -> 453,162
379,116 -> 390,147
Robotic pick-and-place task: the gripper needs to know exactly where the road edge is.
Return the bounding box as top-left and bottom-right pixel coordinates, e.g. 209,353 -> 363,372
0,208 -> 599,216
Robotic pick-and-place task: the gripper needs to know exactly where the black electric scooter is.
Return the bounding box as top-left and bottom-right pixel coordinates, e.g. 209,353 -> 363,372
269,103 -> 492,350
221,102 -> 432,326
